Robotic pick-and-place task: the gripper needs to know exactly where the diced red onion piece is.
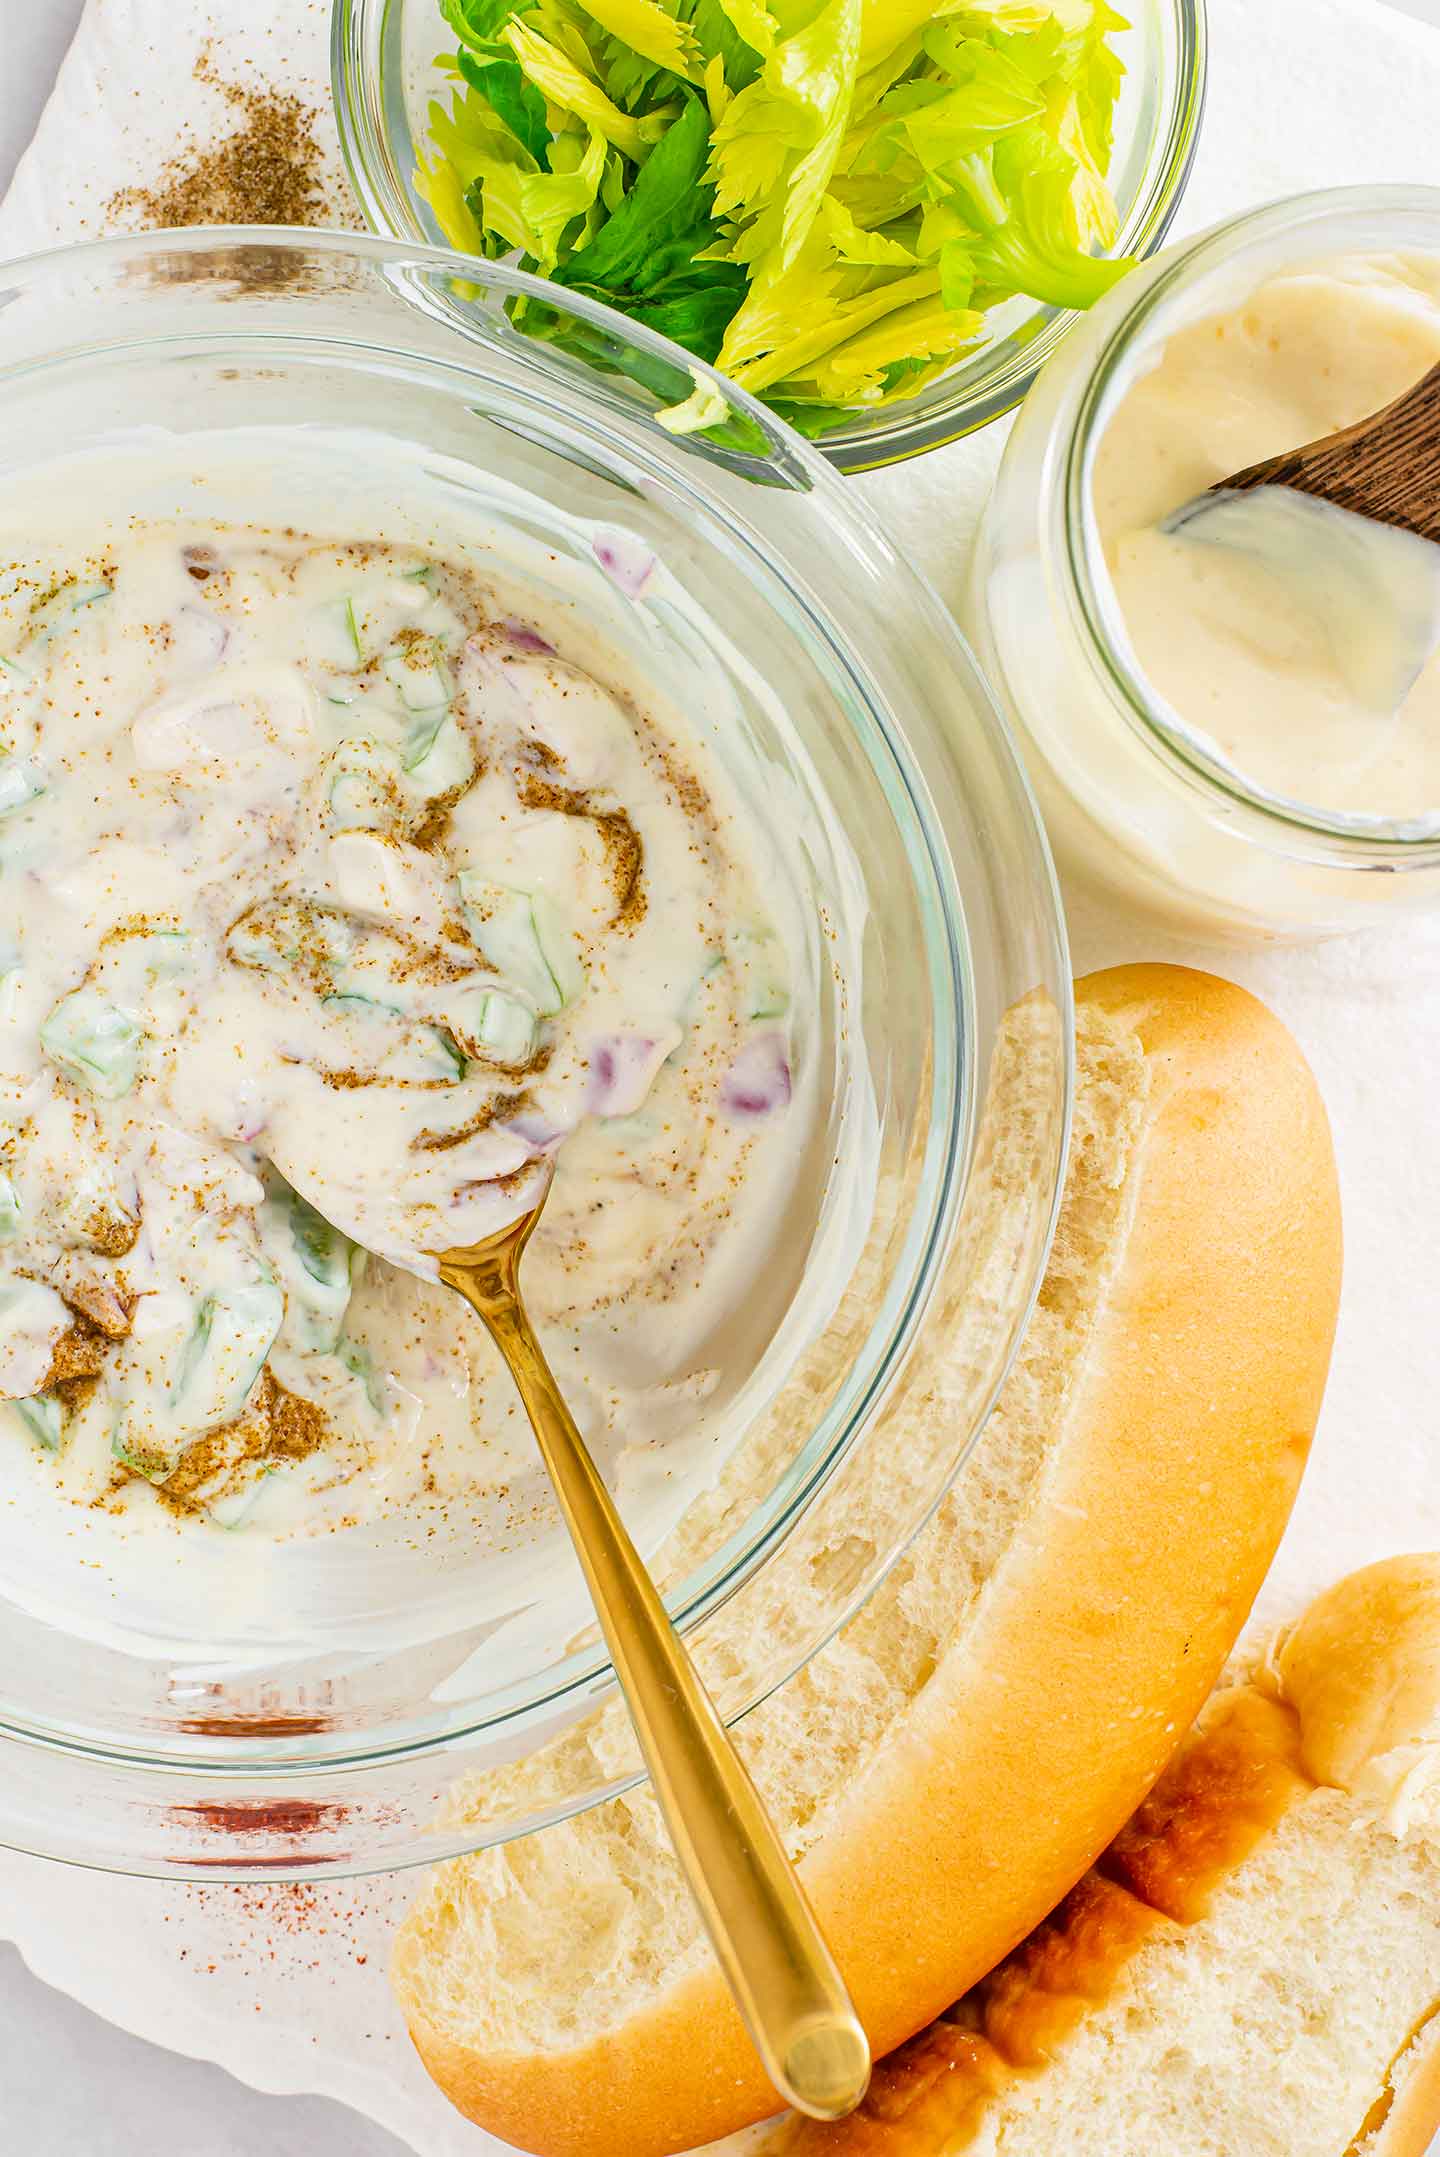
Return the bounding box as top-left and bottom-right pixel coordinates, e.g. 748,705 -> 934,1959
502,619 -> 555,656
592,530 -> 655,600
587,1030 -> 676,1117
505,1112 -> 570,1155
721,1034 -> 792,1118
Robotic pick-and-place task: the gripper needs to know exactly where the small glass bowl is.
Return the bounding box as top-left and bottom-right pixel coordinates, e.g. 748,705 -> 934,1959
0,227 -> 1069,1878
973,185 -> 1440,942
331,0 -> 1207,474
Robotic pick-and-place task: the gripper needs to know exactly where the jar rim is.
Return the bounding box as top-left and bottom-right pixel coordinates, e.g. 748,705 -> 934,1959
1057,183 -> 1440,867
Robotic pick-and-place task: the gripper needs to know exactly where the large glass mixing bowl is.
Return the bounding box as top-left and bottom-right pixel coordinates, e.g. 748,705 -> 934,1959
332,0 -> 1206,473
0,228 -> 1069,1878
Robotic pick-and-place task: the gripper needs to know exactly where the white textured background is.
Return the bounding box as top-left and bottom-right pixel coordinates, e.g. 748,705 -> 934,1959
0,2 -> 1437,2153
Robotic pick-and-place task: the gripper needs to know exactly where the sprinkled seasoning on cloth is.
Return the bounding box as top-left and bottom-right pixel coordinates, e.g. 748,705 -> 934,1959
106,49 -> 334,229
0,1 -> 360,254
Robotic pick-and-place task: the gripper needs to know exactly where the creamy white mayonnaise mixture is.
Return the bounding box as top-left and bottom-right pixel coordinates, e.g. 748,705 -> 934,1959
1096,252 -> 1440,820
0,432 -> 850,1656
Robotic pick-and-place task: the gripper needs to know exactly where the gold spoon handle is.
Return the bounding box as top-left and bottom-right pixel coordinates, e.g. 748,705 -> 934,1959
447,1261 -> 870,2122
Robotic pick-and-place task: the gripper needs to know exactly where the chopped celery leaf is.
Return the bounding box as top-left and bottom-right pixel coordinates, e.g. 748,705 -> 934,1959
561,96 -> 713,291
458,50 -> 551,166
422,0 -> 1133,432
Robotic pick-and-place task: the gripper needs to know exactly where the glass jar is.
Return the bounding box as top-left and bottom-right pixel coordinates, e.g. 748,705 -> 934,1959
972,185 -> 1440,941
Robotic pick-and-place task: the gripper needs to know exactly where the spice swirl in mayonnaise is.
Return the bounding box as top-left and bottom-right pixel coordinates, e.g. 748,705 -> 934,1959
0,433 -> 828,1620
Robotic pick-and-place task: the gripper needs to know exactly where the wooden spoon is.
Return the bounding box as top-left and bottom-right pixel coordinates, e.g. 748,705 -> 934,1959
279,1148 -> 872,2123
1165,360 -> 1440,540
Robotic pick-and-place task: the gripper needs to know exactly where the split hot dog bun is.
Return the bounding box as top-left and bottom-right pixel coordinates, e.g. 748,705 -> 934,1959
393,964 -> 1343,2157
710,1555 -> 1440,2157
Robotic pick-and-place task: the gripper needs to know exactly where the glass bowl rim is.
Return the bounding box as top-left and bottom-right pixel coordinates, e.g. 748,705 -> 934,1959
0,223 -> 1072,1847
329,0 -> 1209,474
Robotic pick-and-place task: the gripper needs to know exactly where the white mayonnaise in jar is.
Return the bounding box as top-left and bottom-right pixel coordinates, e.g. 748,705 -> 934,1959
972,185 -> 1440,941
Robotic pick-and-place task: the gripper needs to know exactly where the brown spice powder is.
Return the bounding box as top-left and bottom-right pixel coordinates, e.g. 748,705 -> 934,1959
516,772 -> 647,924
76,1202 -> 141,1259
107,52 -> 331,231
156,1372 -> 331,1515
42,1318 -> 109,1391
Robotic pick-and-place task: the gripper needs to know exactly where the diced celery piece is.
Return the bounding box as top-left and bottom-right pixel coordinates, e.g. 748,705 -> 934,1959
383,643 -> 452,714
227,924 -> 290,975
206,1469 -> 272,1529
727,926 -> 790,1020
162,1409 -> 279,1520
13,1394 -> 63,1450
419,1027 -> 466,1082
457,876 -> 585,1017
321,989 -> 407,1022
260,1184 -> 355,1356
140,929 -> 192,974
228,900 -> 355,983
339,1336 -> 383,1413
528,895 -> 585,1012
103,930 -> 193,1006
403,711 -> 474,796
327,738 -> 399,831
111,1423 -> 180,1483
171,1278 -> 283,1434
476,991 -> 537,1067
0,759 -> 44,817
290,1192 -> 351,1291
447,987 -> 536,1071
0,1172 -> 19,1241
40,989 -> 142,1099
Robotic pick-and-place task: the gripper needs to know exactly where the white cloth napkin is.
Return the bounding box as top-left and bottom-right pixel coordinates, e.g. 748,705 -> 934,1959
2,3 -> 1439,2154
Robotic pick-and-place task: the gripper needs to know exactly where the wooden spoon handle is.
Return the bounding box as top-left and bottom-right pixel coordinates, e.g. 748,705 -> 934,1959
441,1247 -> 872,2123
1215,360 -> 1440,543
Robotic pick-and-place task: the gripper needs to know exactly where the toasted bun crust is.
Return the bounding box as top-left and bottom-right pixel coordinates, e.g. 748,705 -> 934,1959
1270,1553 -> 1440,1836
740,1555 -> 1440,2157
1367,2015 -> 1440,2157
401,965 -> 1342,2156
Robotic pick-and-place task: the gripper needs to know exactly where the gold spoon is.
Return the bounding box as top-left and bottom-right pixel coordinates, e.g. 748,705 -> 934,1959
292,1150 -> 870,2121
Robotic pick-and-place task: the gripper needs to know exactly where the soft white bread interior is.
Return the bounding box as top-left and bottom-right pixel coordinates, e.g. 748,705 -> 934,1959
393,964 -> 1342,2157
712,1555 -> 1440,2157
